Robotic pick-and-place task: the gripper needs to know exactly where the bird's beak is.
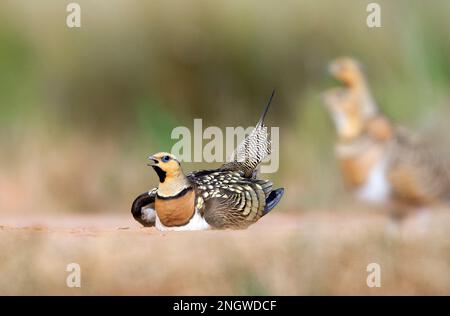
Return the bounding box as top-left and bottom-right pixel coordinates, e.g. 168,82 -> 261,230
147,156 -> 159,166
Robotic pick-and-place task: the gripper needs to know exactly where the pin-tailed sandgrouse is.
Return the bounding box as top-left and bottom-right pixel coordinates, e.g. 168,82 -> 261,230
131,91 -> 284,230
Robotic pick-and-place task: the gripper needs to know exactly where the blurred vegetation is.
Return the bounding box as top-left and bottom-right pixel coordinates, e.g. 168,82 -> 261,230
0,0 -> 449,213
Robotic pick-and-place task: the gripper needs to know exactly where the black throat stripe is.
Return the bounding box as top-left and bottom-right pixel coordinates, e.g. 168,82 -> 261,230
152,166 -> 167,183
157,186 -> 193,200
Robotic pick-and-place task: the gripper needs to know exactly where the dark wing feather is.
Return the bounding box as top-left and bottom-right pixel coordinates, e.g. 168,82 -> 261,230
131,188 -> 157,227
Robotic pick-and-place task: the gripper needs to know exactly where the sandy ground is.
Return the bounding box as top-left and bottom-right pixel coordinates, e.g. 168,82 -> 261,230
1,211 -> 450,295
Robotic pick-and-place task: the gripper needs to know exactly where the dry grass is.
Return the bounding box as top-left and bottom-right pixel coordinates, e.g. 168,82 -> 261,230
1,211 -> 450,295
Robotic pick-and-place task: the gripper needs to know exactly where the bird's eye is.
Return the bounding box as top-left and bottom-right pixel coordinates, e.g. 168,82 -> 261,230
161,155 -> 171,162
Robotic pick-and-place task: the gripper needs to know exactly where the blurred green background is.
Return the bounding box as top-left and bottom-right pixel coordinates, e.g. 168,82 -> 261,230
0,0 -> 449,214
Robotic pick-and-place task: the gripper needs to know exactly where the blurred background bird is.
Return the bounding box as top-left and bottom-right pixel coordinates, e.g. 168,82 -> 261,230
322,57 -> 450,222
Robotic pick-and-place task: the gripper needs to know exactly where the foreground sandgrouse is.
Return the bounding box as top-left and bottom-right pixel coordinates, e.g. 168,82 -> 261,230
131,92 -> 284,231
322,57 -> 450,219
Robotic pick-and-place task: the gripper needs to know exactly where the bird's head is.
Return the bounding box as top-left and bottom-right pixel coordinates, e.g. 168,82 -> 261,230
328,57 -> 364,88
147,152 -> 182,183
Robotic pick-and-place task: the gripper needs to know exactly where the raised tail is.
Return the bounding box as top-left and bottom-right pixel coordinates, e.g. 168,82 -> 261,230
220,90 -> 275,177
256,89 -> 275,128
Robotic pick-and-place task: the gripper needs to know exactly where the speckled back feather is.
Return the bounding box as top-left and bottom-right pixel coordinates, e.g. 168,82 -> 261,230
187,169 -> 273,229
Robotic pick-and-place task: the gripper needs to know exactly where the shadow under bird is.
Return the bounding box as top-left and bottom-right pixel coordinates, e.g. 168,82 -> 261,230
322,57 -> 450,220
131,91 -> 284,231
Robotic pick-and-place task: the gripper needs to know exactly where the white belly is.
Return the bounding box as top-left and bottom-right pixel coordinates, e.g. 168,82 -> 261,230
356,157 -> 391,204
155,210 -> 211,231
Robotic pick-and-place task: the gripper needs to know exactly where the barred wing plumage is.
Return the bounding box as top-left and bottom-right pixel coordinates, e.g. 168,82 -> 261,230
188,170 -> 273,229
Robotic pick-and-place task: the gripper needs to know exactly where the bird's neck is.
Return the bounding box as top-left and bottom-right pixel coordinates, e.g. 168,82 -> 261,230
347,76 -> 378,118
345,73 -> 368,91
157,169 -> 191,197
365,116 -> 394,142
